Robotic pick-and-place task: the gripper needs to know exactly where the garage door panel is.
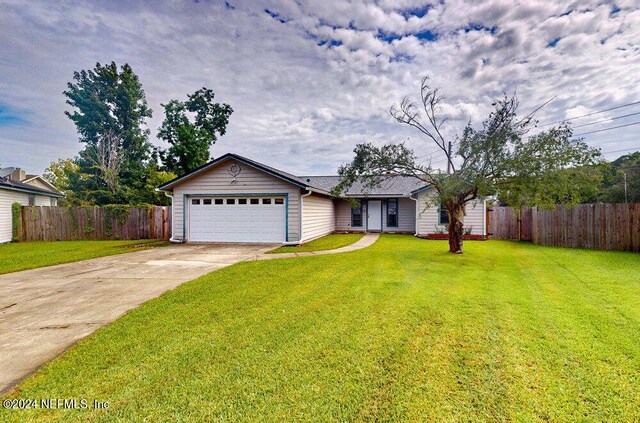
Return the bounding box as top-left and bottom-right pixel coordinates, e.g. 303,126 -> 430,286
189,197 -> 286,243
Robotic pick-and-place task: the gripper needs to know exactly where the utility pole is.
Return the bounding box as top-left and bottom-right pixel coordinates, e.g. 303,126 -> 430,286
446,141 -> 452,174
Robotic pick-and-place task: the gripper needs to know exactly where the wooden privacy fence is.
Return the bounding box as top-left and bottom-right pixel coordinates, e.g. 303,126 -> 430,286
14,206 -> 171,241
489,207 -> 533,241
489,203 -> 640,252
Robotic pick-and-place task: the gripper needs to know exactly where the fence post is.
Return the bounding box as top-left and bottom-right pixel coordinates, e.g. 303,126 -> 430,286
531,207 -> 537,244
162,207 -> 167,240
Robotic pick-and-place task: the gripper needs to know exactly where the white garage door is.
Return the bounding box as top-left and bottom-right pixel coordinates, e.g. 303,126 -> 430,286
189,196 -> 286,243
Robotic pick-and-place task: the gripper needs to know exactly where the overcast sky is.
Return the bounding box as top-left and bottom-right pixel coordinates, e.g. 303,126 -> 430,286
1,0 -> 639,175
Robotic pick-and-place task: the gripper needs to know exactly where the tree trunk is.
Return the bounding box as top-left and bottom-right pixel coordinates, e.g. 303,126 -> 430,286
447,204 -> 465,254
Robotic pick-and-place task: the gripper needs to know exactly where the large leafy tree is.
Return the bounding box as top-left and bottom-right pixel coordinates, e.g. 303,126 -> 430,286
44,156 -> 174,207
158,88 -> 233,175
43,158 -> 90,206
64,62 -> 155,204
333,77 -> 602,253
596,152 -> 640,203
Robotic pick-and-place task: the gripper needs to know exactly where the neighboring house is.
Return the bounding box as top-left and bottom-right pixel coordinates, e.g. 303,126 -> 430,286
0,167 -> 63,243
157,153 -> 488,244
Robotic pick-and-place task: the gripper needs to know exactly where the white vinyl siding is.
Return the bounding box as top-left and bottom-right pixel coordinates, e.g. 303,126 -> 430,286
416,188 -> 485,235
382,198 -> 416,232
335,198 -> 416,233
0,189 -> 28,243
302,193 -> 335,242
463,200 -> 486,235
335,199 -> 367,232
172,159 -> 302,242
35,195 -> 52,206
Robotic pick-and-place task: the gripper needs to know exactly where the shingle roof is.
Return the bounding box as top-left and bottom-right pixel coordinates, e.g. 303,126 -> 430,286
301,175 -> 427,197
0,177 -> 63,197
158,153 -> 429,197
232,154 -> 313,189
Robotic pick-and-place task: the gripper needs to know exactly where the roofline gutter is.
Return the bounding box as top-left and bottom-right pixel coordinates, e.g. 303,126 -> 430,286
410,184 -> 432,196
0,184 -> 64,198
342,194 -> 410,199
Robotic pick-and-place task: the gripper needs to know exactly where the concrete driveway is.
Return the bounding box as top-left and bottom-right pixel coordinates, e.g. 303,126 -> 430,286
0,243 -> 275,395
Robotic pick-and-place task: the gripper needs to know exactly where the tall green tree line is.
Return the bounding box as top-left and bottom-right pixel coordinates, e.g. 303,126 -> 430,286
47,62 -> 232,206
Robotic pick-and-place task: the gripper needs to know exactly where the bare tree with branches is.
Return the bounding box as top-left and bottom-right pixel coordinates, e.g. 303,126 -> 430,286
88,131 -> 122,195
332,76 -> 602,253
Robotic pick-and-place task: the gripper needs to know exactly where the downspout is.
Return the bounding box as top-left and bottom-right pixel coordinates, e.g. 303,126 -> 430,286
409,193 -> 419,237
299,189 -> 314,244
482,199 -> 487,239
162,191 -> 182,243
281,188 -> 312,246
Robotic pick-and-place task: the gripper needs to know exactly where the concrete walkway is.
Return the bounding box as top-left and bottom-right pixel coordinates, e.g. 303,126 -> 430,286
256,233 -> 380,260
0,243 -> 275,395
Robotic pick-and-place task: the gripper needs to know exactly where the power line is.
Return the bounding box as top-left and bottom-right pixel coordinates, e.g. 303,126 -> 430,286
571,111 -> 640,129
422,148 -> 639,166
416,148 -> 447,158
574,120 -> 640,137
602,147 -> 639,155
414,124 -> 638,163
416,151 -> 447,160
537,100 -> 640,127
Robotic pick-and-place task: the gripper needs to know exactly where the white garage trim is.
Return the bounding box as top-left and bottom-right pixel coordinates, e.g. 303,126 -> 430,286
183,193 -> 289,242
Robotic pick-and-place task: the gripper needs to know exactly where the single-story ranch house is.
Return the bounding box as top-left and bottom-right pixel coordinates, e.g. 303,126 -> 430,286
0,167 -> 63,243
157,153 -> 488,244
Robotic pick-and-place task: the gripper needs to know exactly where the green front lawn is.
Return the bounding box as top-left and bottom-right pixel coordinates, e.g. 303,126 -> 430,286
3,236 -> 639,421
0,239 -> 165,274
267,233 -> 364,253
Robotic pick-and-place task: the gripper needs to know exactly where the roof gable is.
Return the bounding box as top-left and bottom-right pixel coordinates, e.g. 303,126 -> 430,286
22,175 -> 62,194
0,177 -> 64,197
158,153 -> 322,192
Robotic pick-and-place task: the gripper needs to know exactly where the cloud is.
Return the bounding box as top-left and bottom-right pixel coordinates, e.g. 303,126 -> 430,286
0,0 -> 638,175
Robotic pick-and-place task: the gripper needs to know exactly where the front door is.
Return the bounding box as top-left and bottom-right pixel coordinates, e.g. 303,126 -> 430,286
368,200 -> 382,231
